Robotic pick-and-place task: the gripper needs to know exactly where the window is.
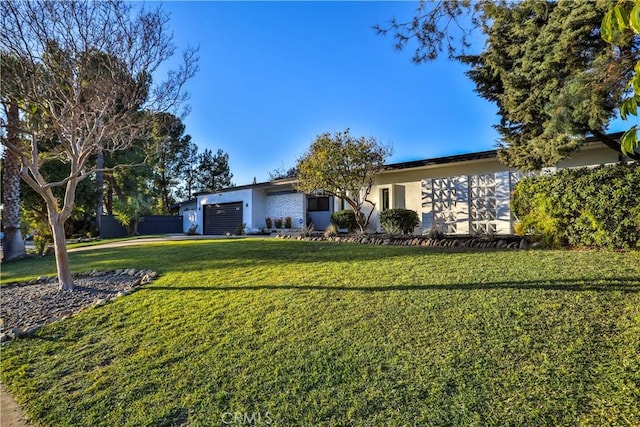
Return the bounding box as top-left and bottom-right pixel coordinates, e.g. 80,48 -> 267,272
381,188 -> 390,211
308,196 -> 330,212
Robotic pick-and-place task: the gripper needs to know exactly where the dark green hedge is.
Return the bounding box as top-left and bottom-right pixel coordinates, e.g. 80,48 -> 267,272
379,208 -> 420,235
330,210 -> 357,230
512,164 -> 640,249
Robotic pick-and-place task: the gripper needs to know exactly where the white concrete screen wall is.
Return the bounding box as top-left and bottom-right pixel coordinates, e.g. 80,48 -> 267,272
421,171 -> 524,235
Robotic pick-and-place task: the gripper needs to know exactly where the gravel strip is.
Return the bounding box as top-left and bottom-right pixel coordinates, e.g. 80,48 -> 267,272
0,269 -> 157,341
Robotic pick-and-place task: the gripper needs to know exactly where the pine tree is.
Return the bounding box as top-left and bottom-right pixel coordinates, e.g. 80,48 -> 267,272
195,149 -> 234,193
378,0 -> 640,169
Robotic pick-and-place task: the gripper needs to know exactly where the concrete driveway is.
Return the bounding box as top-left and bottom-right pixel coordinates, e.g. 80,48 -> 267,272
67,233 -> 266,252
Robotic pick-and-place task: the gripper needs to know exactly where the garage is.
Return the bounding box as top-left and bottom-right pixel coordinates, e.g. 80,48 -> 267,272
203,202 -> 243,235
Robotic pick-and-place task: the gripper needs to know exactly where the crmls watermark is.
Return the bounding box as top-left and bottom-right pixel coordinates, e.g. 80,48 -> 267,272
221,411 -> 273,425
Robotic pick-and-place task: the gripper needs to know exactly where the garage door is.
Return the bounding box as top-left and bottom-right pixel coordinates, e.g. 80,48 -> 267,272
203,202 -> 243,235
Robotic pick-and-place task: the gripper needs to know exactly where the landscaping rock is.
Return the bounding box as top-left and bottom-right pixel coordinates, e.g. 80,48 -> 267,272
0,269 -> 158,341
519,239 -> 530,250
6,328 -> 22,339
24,325 -> 42,335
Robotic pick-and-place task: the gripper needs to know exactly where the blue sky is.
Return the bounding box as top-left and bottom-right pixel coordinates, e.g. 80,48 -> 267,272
157,1 -> 624,186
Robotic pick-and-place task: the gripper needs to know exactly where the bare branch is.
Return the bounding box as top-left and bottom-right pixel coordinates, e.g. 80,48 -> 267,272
0,0 -> 198,289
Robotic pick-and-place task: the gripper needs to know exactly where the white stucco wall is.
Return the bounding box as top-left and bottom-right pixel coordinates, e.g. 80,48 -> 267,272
251,189 -> 268,230
368,143 -> 621,235
178,200 -> 198,233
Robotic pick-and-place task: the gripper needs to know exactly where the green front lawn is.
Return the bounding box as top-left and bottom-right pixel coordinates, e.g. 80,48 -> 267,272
1,239 -> 639,426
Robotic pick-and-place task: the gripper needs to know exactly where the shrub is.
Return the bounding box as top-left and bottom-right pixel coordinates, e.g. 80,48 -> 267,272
423,226 -> 444,240
274,217 -> 283,229
379,208 -> 420,235
300,224 -> 314,237
512,164 -> 640,249
265,217 -> 272,229
330,210 -> 357,230
324,224 -> 338,238
235,222 -> 246,236
284,216 -> 292,229
186,224 -> 199,235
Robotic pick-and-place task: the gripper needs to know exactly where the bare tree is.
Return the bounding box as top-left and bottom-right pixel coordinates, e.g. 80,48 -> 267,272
0,0 -> 198,290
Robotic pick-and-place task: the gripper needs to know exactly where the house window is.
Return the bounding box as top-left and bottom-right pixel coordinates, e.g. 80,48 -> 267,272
308,196 -> 330,212
381,188 -> 390,211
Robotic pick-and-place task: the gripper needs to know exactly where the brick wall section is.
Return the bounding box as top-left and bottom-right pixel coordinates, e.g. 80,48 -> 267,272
266,193 -> 304,228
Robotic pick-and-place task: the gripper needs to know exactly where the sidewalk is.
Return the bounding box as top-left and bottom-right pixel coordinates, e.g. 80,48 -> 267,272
66,233 -> 252,253
0,384 -> 30,427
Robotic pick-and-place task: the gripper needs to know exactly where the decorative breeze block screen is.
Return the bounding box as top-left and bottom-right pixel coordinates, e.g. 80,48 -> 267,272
422,171 -> 523,235
470,174 -> 497,234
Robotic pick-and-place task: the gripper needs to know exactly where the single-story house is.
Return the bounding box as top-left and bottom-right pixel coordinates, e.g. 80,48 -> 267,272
178,178 -> 335,235
179,133 -> 633,236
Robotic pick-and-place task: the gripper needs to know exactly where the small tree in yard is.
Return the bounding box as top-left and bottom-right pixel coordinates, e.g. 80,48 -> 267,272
0,1 -> 197,290
296,129 -> 392,233
113,194 -> 152,236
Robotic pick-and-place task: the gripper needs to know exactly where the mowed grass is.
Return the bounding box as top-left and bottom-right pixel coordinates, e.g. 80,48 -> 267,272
1,239 -> 639,426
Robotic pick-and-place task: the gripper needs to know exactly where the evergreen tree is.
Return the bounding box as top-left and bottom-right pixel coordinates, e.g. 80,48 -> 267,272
378,0 -> 640,169
195,148 -> 234,193
175,138 -> 199,200
463,0 -> 638,170
148,112 -> 196,213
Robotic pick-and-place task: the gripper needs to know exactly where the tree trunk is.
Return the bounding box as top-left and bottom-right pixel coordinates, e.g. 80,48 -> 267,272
96,149 -> 104,233
48,211 -> 74,290
105,179 -> 113,215
2,99 -> 26,262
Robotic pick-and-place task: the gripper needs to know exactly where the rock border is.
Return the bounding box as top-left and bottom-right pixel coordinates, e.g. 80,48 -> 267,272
0,269 -> 158,343
275,233 -> 537,250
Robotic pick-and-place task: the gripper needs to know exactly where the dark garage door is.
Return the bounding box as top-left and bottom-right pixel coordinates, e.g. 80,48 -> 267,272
203,202 -> 244,235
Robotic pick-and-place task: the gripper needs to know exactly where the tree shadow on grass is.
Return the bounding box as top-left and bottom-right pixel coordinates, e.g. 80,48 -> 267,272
141,277 -> 640,293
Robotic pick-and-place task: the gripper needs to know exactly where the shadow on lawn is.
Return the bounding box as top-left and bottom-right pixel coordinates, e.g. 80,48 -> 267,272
143,277 -> 640,293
